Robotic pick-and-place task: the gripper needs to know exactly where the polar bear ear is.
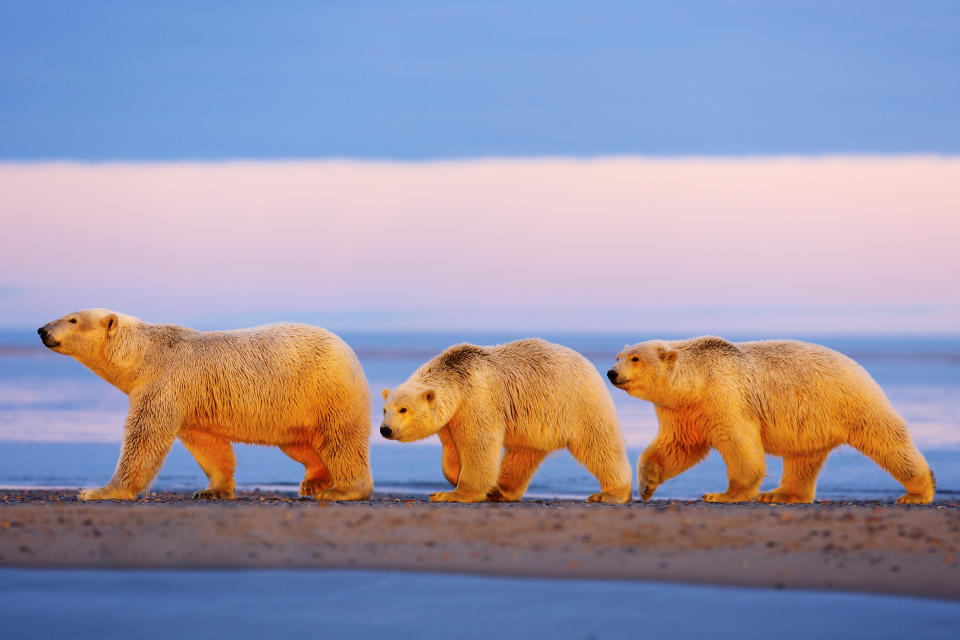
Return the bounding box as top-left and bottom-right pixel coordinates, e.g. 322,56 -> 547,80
381,388 -> 391,401
422,389 -> 436,403
659,349 -> 678,365
101,314 -> 119,332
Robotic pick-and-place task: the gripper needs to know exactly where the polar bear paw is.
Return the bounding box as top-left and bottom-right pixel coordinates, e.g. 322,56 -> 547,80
587,491 -> 630,504
313,486 -> 371,501
638,461 -> 662,501
78,486 -> 135,501
299,477 -> 334,497
703,491 -> 752,503
486,486 -> 522,502
429,490 -> 486,503
757,490 -> 811,504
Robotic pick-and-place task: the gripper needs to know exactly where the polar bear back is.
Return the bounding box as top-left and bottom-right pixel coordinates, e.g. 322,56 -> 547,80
444,339 -> 619,448
735,340 -> 903,453
148,323 -> 370,443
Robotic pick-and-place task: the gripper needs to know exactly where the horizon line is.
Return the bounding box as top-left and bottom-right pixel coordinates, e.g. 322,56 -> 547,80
2,153 -> 960,167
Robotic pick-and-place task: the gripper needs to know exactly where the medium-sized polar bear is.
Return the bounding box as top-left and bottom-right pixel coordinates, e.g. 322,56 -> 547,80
379,339 -> 632,503
38,309 -> 373,501
607,337 -> 934,504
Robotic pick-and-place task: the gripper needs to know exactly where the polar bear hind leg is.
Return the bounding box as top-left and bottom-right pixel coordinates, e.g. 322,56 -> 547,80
487,447 -> 549,501
568,437 -> 632,504
281,441 -> 333,496
849,422 -> 934,504
180,429 -> 237,500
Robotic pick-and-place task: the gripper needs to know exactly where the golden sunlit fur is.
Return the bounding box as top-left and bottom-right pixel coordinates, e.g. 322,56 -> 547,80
608,337 -> 934,504
381,339 -> 632,503
39,309 -> 373,501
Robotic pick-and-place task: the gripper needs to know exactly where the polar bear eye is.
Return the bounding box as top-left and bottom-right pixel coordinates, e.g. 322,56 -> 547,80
399,408 -> 407,413
69,318 -> 78,324
631,357 -> 639,362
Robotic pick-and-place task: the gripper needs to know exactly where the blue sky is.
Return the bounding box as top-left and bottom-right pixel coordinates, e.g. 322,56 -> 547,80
1,1 -> 958,160
2,3 -> 958,334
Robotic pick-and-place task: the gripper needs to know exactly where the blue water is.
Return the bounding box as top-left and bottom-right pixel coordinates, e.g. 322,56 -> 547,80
3,569 -> 959,640
0,331 -> 957,500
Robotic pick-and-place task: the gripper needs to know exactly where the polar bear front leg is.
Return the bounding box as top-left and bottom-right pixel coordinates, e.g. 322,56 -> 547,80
308,424 -> 374,501
430,431 -> 501,503
637,456 -> 664,502
437,426 -> 461,487
757,451 -> 829,504
703,429 -> 765,503
637,435 -> 710,501
79,390 -> 180,501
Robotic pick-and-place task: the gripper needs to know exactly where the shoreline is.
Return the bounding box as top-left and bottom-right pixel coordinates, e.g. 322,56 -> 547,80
1,490 -> 958,600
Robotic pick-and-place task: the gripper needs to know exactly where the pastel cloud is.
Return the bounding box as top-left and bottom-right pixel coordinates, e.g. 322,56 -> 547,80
1,156 -> 957,332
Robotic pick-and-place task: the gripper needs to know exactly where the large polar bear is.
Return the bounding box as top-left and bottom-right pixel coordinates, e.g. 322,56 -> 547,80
379,339 -> 632,503
38,309 -> 373,501
607,337 -> 934,504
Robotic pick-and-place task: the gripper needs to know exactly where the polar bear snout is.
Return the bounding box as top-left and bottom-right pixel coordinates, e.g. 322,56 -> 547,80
37,326 -> 60,348
607,368 -> 628,386
379,424 -> 394,439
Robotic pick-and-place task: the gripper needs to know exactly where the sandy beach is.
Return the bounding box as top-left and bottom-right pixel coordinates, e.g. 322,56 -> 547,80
1,490 -> 957,600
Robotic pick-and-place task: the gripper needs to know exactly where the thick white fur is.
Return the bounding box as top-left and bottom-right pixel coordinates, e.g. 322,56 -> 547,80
381,339 -> 632,503
608,337 -> 935,504
39,309 -> 372,501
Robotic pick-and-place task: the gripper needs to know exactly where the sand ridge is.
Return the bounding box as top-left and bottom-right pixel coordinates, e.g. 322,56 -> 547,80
1,490 -> 958,600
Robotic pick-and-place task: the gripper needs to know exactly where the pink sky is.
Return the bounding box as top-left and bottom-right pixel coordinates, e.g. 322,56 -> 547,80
1,156 -> 958,333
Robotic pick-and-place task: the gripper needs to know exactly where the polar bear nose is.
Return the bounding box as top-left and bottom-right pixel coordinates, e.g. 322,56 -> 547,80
606,369 -> 619,383
38,327 -> 60,348
379,424 -> 393,439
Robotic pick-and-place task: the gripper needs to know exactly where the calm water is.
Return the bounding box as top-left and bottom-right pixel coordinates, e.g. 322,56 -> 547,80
0,330 -> 957,500
4,569 -> 959,640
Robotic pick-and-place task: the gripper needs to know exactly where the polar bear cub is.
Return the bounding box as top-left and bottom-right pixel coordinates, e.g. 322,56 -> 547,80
380,339 -> 632,503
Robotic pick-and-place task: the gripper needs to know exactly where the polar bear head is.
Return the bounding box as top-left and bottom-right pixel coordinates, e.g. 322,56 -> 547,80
378,385 -> 443,442
38,308 -> 123,357
38,309 -> 145,389
607,340 -> 678,402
